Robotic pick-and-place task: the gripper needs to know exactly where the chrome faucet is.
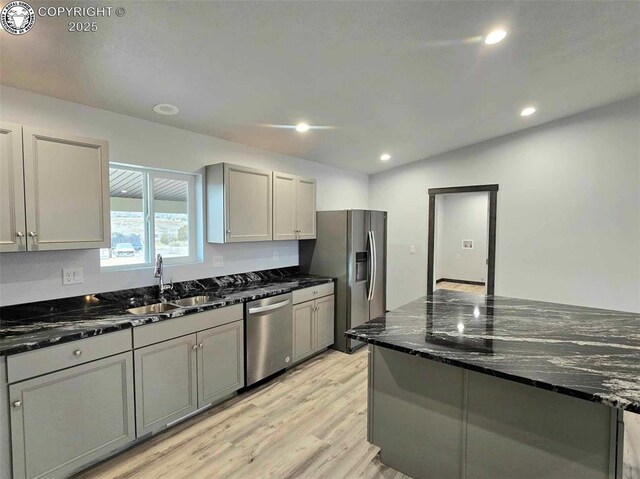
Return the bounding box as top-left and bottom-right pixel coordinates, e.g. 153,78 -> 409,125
154,254 -> 173,296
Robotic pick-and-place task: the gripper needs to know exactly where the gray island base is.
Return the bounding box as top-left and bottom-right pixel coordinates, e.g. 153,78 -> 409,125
368,345 -> 621,479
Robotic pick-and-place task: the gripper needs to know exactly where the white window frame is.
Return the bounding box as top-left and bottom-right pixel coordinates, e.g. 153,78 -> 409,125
101,163 -> 199,271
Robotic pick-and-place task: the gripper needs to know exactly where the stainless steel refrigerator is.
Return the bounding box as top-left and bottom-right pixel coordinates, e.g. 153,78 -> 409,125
299,210 -> 386,353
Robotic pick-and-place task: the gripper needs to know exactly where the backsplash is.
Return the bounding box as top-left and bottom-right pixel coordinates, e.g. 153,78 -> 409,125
0,266 -> 302,318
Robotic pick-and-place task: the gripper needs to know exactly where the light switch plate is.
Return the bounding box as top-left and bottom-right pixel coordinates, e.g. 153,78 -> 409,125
213,256 -> 224,268
62,268 -> 83,285
409,245 -> 416,255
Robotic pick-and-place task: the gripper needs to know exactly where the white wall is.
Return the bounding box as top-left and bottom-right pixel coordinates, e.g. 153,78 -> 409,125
370,97 -> 640,312
0,86 -> 369,306
436,192 -> 488,283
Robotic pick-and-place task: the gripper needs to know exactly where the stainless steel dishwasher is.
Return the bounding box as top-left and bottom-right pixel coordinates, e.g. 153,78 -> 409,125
245,293 -> 293,386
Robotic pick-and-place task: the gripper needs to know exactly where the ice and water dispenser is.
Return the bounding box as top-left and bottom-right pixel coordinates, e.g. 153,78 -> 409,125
355,251 -> 368,282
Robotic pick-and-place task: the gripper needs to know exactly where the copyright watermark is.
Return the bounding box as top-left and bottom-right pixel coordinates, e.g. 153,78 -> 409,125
0,1 -> 126,35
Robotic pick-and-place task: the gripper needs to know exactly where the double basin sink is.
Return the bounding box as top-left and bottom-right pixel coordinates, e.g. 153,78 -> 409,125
126,294 -> 224,315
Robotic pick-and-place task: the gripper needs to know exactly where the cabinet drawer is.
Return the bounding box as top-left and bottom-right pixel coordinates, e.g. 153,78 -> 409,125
7,329 -> 132,384
133,304 -> 243,349
292,282 -> 334,305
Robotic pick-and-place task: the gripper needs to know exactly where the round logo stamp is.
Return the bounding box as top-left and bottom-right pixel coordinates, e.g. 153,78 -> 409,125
1,1 -> 36,35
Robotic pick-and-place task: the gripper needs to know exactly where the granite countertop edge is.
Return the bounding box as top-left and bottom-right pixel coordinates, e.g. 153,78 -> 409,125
345,290 -> 640,415
1,273 -> 334,357
345,333 -> 640,414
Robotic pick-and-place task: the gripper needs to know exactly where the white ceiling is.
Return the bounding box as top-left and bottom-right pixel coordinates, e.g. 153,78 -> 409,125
2,1 -> 639,174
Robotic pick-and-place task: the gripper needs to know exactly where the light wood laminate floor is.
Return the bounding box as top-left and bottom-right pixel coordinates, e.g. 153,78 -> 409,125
436,281 -> 485,294
77,348 -> 410,479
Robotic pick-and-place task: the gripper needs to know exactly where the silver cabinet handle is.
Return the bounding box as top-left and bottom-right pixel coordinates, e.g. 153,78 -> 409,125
226,230 -> 231,234
198,343 -> 204,348
192,344 -> 199,350
12,401 -> 22,408
248,299 -> 291,314
73,349 -> 82,356
29,232 -> 37,237
16,232 -> 24,238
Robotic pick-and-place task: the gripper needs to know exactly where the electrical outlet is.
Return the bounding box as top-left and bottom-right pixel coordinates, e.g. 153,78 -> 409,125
62,268 -> 83,285
273,251 -> 278,261
213,256 -> 224,268
409,245 -> 416,255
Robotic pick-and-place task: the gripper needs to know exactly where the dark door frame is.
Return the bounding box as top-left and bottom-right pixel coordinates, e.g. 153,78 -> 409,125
427,184 -> 499,296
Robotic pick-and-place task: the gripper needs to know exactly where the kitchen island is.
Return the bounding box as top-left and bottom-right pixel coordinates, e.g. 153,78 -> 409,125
346,290 -> 640,479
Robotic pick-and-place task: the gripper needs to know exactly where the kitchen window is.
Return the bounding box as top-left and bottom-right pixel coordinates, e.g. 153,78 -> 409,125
100,164 -> 198,269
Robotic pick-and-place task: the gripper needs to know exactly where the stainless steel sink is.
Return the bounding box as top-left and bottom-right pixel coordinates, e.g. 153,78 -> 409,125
171,295 -> 223,307
126,302 -> 182,315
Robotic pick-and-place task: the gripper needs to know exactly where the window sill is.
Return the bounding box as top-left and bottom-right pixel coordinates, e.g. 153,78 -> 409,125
100,258 -> 203,273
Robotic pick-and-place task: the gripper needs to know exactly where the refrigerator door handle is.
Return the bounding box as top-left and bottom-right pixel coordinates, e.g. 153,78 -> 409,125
367,230 -> 375,301
371,230 -> 377,301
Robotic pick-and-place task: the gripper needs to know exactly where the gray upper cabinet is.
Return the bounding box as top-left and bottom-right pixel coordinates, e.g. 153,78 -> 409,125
207,163 -> 273,243
0,122 -> 27,252
22,127 -> 110,251
134,334 -> 198,437
273,172 -> 296,241
273,172 -> 316,240
9,352 -> 135,479
197,320 -> 244,407
295,177 -> 316,240
0,124 -> 110,253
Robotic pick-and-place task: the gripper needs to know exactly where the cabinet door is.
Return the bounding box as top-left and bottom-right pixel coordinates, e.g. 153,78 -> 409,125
273,171 -> 296,240
293,301 -> 315,362
224,164 -> 272,242
22,127 -> 110,251
314,295 -> 335,350
134,335 -> 198,437
197,320 -> 245,408
0,122 -> 27,252
9,352 -> 135,479
295,177 -> 316,239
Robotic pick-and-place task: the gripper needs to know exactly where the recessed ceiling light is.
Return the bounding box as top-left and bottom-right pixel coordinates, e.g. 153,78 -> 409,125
295,123 -> 310,132
484,29 -> 507,45
520,106 -> 536,117
153,103 -> 179,116
380,153 -> 391,161
121,190 -> 128,194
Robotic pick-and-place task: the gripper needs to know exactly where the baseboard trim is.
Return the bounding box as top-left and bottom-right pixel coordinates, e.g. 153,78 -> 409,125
436,278 -> 486,286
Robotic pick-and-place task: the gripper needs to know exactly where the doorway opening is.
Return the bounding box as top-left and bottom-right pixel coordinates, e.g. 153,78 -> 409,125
427,185 -> 498,296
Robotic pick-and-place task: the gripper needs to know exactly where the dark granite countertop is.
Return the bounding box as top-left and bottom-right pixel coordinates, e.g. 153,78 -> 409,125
346,290 -> 640,414
0,267 -> 333,357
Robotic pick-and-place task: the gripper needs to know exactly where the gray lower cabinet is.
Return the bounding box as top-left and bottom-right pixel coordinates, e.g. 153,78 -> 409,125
134,318 -> 245,437
292,295 -> 335,363
315,295 -> 335,349
134,334 -> 198,437
293,301 -> 315,362
197,320 -> 244,407
9,352 -> 135,479
1,356 -> 11,479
